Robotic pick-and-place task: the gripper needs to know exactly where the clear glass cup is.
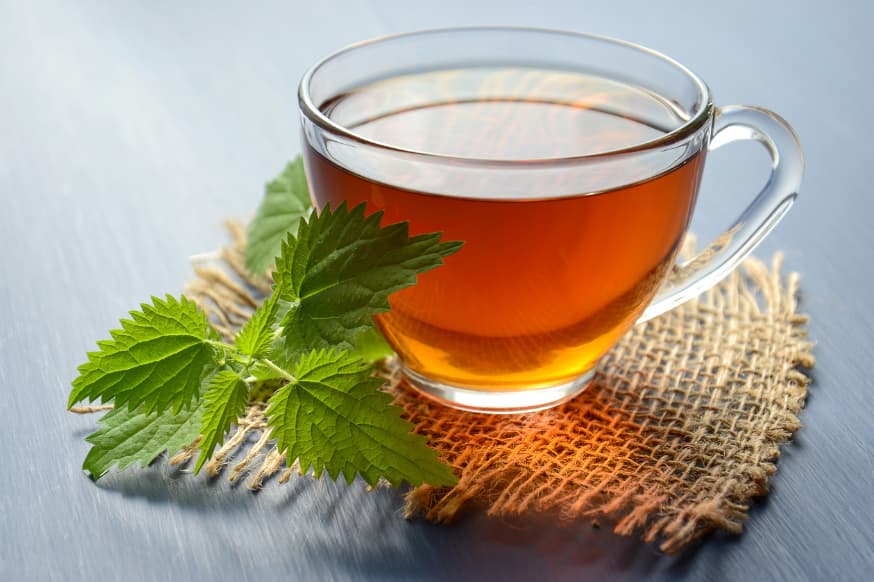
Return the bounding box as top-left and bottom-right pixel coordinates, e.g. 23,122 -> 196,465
298,27 -> 803,413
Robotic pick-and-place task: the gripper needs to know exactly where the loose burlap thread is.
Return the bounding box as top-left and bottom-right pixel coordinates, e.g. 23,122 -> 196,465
179,221 -> 813,554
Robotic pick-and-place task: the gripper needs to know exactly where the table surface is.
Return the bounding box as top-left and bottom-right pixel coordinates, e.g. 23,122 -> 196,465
3,1 -> 874,580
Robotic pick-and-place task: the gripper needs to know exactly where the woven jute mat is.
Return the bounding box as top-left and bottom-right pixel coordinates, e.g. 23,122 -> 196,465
182,222 -> 814,554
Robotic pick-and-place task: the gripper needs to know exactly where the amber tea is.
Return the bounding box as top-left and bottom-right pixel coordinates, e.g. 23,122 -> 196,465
303,68 -> 704,391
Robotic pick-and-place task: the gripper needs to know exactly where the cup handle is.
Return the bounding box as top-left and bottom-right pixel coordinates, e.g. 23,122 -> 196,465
638,105 -> 804,322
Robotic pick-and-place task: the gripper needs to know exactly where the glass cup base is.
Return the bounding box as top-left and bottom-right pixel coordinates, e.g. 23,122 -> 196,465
400,365 -> 596,414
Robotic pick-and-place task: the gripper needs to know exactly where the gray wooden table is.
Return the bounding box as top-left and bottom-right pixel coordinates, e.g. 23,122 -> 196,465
3,1 -> 873,580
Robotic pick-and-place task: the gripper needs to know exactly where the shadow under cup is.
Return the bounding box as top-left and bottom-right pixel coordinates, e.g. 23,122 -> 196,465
298,28 -> 799,413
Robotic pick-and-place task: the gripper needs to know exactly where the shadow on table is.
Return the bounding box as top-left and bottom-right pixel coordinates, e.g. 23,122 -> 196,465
352,510 -> 743,581
88,457 -> 740,580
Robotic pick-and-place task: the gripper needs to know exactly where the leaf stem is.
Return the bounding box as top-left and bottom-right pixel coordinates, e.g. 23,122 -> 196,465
206,338 -> 254,368
206,338 -> 237,352
261,358 -> 296,383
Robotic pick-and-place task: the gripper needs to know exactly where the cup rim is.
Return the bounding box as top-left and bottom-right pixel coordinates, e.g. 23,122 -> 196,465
298,26 -> 713,166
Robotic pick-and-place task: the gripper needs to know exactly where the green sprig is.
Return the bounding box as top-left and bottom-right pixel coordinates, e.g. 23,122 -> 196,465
68,163 -> 462,489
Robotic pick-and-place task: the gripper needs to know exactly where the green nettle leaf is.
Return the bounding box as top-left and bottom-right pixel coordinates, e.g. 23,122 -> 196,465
274,202 -> 463,358
234,292 -> 279,359
195,369 -> 250,474
82,403 -> 203,479
265,349 -> 458,488
68,295 -> 218,414
244,157 -> 313,274
348,326 -> 394,363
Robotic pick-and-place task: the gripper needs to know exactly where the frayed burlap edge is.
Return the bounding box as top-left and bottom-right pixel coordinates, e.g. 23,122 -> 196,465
90,221 -> 812,554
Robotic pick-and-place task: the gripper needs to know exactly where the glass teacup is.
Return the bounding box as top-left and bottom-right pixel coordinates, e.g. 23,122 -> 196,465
298,28 -> 803,413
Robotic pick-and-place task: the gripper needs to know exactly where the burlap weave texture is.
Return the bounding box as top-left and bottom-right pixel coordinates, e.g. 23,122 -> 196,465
183,223 -> 813,553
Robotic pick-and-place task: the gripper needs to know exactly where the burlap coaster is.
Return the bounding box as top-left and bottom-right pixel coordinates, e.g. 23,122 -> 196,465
181,222 -> 814,554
